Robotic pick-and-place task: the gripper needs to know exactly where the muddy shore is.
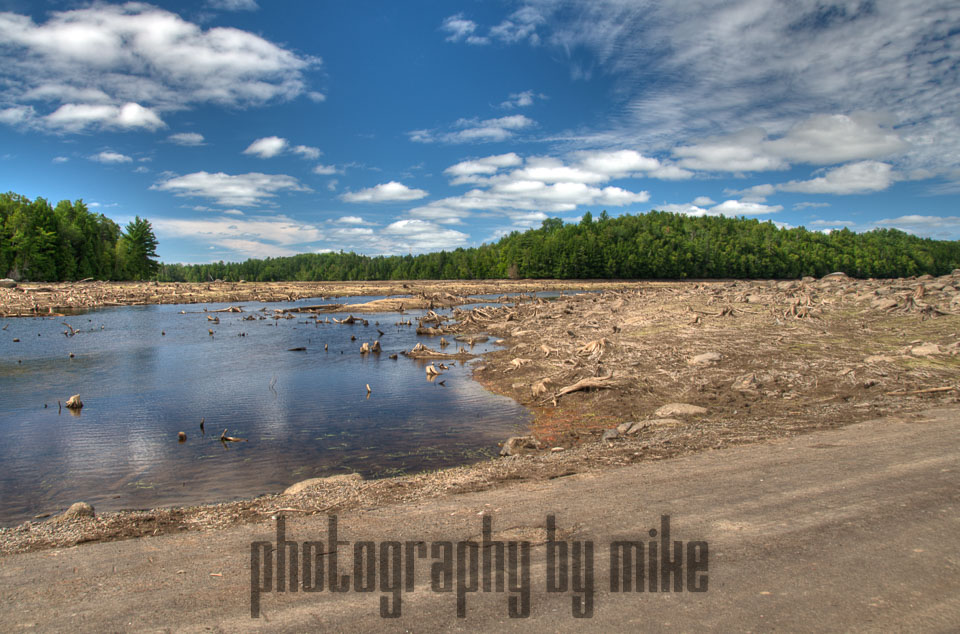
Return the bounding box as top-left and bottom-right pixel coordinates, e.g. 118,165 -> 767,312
2,273 -> 959,555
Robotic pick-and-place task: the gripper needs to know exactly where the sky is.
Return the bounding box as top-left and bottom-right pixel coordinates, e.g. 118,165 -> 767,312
1,0 -> 958,264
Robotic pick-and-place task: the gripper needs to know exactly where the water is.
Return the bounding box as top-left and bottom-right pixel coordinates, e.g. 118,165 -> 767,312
0,295 -> 532,526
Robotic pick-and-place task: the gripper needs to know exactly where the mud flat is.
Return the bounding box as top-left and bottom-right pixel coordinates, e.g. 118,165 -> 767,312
0,279 -> 633,316
2,272 -> 959,555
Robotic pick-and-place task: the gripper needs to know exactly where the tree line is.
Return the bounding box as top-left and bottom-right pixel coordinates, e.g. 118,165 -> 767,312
0,192 -> 158,281
161,210 -> 960,282
4,191 -> 959,282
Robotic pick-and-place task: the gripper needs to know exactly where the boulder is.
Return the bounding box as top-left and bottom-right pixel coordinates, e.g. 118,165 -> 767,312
689,352 -> 722,366
910,343 -> 941,357
60,502 -> 95,520
500,435 -> 540,457
0,278 -> 16,288
654,403 -> 707,417
821,272 -> 850,281
283,473 -> 362,496
731,373 -> 761,391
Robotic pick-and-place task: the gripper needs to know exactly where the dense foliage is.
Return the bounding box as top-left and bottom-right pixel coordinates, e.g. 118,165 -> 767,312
160,210 -> 960,282
0,192 -> 159,281
4,191 -> 958,282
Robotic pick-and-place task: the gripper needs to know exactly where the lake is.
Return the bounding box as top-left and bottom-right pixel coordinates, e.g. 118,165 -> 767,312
0,295 -> 532,526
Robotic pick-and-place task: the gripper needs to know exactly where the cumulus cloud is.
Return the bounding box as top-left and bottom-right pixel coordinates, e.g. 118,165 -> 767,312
779,161 -> 895,195
151,171 -> 310,206
168,132 -> 205,146
382,219 -> 469,252
291,145 -> 321,160
90,150 -> 132,163
872,215 -> 960,239
243,136 -> 288,159
153,214 -> 324,259
341,181 -> 428,203
652,198 -> 782,218
312,164 -> 339,175
0,4 -> 316,133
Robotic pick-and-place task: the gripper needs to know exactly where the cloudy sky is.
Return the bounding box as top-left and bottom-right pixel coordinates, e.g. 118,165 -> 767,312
1,1 -> 958,263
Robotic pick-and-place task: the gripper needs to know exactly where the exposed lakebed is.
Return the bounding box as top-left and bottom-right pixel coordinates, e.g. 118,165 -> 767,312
0,295 -> 532,525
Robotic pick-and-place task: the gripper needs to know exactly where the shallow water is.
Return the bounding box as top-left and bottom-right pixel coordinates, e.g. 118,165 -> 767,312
0,295 -> 533,526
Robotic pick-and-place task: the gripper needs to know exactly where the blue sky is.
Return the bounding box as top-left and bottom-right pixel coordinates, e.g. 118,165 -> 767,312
1,0 -> 958,263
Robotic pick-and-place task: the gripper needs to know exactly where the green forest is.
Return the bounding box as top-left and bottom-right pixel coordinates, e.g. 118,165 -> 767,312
0,192 -> 158,281
4,191 -> 960,282
161,210 -> 960,282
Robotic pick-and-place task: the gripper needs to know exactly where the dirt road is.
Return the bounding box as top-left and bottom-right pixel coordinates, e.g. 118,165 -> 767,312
3,406 -> 958,632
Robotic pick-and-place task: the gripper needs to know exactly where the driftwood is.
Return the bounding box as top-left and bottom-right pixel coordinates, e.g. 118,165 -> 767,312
508,358 -> 532,370
885,386 -> 956,396
211,306 -> 243,313
220,428 -> 247,442
416,326 -> 447,336
403,342 -> 475,360
360,342 -> 370,354
577,338 -> 609,357
425,364 -> 441,377
65,394 -> 83,410
555,372 -> 614,399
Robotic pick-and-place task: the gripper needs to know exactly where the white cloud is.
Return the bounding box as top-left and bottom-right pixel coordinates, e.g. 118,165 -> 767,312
489,7 -> 545,45
90,150 -> 132,163
780,161 -> 894,195
514,1 -> 957,176
207,0 -> 259,11
500,90 -> 546,109
441,14 -> 488,45
382,219 -> 469,252
809,219 -> 854,227
336,216 -> 369,225
0,4 -> 316,133
153,215 -> 323,259
691,196 -> 715,206
168,132 -> 205,146
412,115 -> 536,144
312,164 -> 339,175
653,198 -> 782,218
794,201 -> 831,210
243,136 -> 288,159
307,91 -> 327,103
151,171 -> 309,206
52,156 -> 69,163
43,102 -> 165,132
445,153 -> 523,183
291,145 -> 321,160
342,181 -> 428,203
674,129 -> 789,172
872,215 -> 960,239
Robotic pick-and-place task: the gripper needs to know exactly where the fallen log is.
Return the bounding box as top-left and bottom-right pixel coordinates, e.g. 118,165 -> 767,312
220,428 -> 247,442
555,372 -> 615,399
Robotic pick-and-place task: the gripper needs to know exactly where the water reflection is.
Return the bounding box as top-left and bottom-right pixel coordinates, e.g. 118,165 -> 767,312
0,296 -> 533,525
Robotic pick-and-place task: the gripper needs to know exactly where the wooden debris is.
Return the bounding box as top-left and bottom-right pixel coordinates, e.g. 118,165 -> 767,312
220,429 -> 247,442
555,372 -> 614,399
65,394 -> 83,410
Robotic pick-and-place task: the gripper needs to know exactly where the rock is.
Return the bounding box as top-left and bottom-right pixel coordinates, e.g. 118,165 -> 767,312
952,269 -> 960,276
601,429 -> 619,442
60,502 -> 94,520
731,373 -> 761,391
689,352 -> 722,366
801,276 -> 816,283
0,278 -> 16,288
864,354 -> 895,363
910,343 -> 941,357
615,422 -> 634,434
654,403 -> 707,417
870,297 -> 899,311
821,272 -> 850,281
499,435 -> 539,457
65,394 -> 83,410
283,473 -> 362,496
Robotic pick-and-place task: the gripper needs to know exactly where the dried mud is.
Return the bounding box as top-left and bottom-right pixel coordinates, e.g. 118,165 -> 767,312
3,273 -> 959,555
